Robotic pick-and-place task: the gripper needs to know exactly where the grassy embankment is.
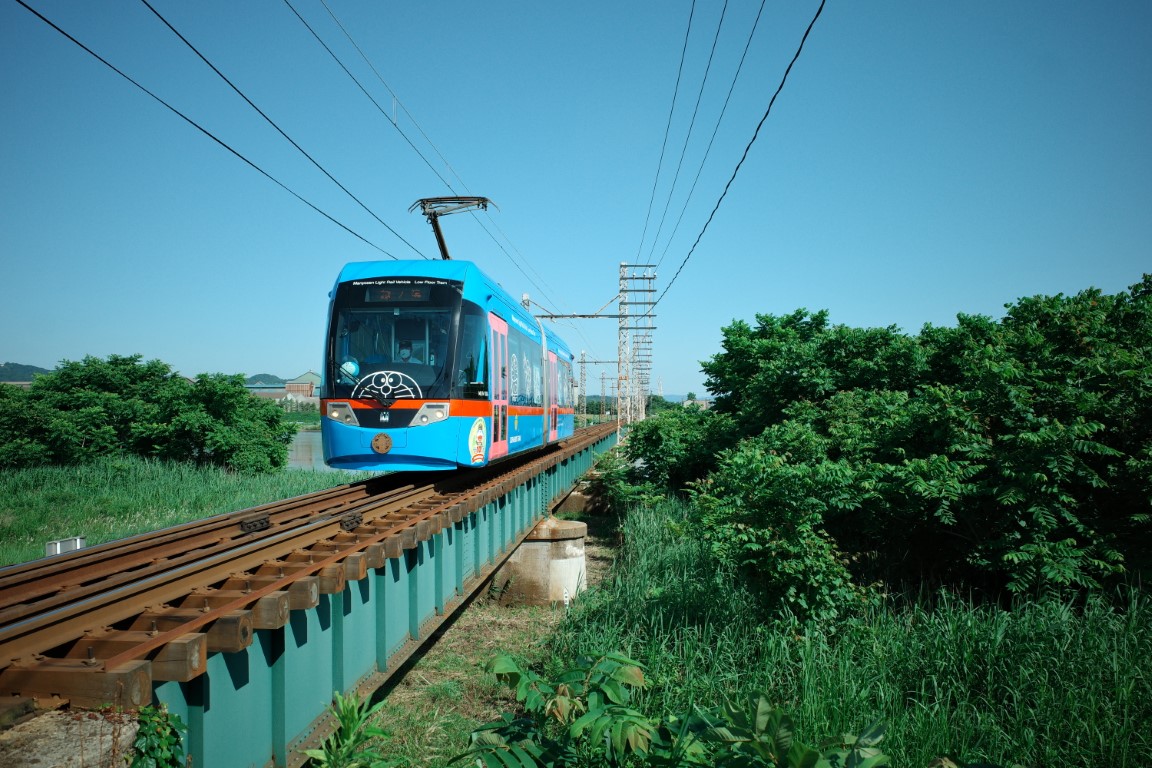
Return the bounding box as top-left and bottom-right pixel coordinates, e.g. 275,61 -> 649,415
357,494 -> 1151,766
0,456 -> 360,566
546,499 -> 1152,767
281,410 -> 322,430
4,459 -> 1146,765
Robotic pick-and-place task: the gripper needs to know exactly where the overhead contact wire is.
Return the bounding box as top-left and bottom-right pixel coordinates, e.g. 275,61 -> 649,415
13,0 -> 398,258
140,0 -> 424,259
318,0 -> 468,194
282,0 -> 457,194
310,0 -> 570,323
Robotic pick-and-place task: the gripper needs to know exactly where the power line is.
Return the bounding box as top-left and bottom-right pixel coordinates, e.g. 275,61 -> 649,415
652,0 -> 827,312
655,0 -> 768,274
633,0 -> 696,263
13,0 -> 400,259
645,0 -> 730,265
283,0 -> 460,197
468,213 -> 567,312
139,0 -> 426,259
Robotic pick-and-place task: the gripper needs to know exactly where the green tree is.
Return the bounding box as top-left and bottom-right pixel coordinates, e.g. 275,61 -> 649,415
701,311 -> 926,440
0,354 -> 295,473
696,276 -> 1152,596
0,385 -> 53,468
646,394 -> 679,414
626,407 -> 735,493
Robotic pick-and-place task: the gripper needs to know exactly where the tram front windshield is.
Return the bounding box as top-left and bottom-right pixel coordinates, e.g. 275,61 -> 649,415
327,276 -> 487,401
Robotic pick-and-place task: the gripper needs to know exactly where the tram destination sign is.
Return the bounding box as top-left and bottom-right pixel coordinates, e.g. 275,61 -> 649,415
354,277 -> 455,303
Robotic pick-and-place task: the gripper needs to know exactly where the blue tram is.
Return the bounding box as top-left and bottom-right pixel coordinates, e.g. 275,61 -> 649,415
320,260 -> 576,472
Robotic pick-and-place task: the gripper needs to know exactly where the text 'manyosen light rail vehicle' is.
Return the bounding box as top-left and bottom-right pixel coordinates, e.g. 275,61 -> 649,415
320,260 -> 576,472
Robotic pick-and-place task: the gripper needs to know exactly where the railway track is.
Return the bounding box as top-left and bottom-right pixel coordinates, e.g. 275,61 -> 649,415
0,422 -> 616,710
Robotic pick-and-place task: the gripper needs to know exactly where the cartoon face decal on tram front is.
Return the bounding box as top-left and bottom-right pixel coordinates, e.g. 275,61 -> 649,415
468,418 -> 487,464
350,371 -> 423,401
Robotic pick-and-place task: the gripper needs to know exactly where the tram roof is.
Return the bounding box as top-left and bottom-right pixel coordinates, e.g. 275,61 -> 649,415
334,260 -> 480,285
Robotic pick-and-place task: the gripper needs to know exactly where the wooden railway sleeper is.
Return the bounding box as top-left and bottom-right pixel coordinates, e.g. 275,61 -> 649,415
232,571 -> 320,611
331,533 -> 387,570
399,526 -> 418,550
282,552 -> 346,594
130,609 -> 253,655
64,630 -> 206,683
304,545 -> 369,582
181,589 -> 291,630
92,539 -> 358,674
382,537 -> 404,560
0,658 -> 153,709
0,425 -> 617,703
0,481 -> 427,611
0,507 -> 346,627
0,484 -> 380,602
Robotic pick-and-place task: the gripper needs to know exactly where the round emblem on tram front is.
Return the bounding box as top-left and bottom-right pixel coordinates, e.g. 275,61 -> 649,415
371,433 -> 393,454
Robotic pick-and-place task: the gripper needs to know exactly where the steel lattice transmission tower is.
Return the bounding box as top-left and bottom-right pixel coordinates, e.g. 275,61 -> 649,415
618,263 -> 656,426
529,265 -> 653,429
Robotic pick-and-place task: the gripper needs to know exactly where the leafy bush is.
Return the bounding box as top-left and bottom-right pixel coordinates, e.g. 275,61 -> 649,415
625,405 -> 736,493
0,354 -> 295,473
697,276 -> 1152,596
701,309 -> 927,438
587,450 -> 664,512
690,435 -> 873,624
550,500 -> 1151,766
457,652 -> 892,768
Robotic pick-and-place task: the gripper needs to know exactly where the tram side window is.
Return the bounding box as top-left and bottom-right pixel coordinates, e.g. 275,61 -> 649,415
558,361 -> 572,407
456,303 -> 489,399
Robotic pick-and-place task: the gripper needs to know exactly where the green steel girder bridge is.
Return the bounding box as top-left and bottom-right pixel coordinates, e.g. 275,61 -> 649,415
0,423 -> 617,767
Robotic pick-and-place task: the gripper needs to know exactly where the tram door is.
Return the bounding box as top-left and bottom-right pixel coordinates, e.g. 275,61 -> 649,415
547,351 -> 559,441
489,314 -> 510,459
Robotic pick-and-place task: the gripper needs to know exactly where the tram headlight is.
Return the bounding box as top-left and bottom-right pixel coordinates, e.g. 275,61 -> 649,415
326,401 -> 357,425
413,403 -> 449,426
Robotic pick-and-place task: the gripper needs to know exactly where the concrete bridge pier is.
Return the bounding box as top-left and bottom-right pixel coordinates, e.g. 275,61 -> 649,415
491,516 -> 589,607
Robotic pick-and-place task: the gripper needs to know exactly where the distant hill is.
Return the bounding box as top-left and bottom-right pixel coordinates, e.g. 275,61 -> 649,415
245,373 -> 287,386
0,362 -> 52,381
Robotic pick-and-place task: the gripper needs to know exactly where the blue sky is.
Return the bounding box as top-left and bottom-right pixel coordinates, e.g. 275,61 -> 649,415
2,1 -> 1149,397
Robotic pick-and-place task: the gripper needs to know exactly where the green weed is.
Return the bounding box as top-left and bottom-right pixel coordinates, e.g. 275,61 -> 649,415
303,691 -> 404,768
0,456 -> 361,566
552,499 -> 1152,766
130,704 -> 186,768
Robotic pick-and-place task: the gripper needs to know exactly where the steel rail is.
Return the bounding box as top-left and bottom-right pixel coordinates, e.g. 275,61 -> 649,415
0,423 -> 615,673
0,484 -> 444,668
0,478 -> 411,609
0,483 -> 428,626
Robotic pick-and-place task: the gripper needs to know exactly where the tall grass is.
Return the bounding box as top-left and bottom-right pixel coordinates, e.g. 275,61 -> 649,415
0,456 -> 363,566
553,500 -> 1152,766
